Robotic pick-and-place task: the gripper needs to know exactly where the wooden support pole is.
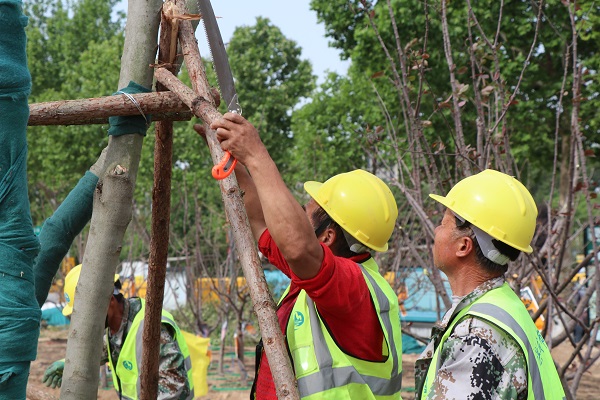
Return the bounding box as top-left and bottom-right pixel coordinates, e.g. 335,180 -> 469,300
156,4 -> 299,398
139,2 -> 179,399
27,91 -> 192,126
158,70 -> 300,400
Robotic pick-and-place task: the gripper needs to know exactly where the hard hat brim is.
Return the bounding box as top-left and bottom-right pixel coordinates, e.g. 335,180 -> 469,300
62,304 -> 73,317
304,181 -> 322,201
429,193 -> 458,215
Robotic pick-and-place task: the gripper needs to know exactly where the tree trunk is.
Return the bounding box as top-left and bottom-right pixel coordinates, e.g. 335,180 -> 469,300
558,130 -> 572,212
234,323 -> 248,382
218,320 -> 228,374
60,1 -> 162,398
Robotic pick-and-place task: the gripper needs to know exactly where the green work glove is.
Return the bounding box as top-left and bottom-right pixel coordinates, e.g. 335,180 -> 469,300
42,359 -> 65,388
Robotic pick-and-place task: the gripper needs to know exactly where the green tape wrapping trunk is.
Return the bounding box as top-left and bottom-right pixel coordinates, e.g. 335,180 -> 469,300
0,0 -> 41,398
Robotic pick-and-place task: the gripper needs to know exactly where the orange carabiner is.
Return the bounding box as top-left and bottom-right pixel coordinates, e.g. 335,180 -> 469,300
211,151 -> 237,180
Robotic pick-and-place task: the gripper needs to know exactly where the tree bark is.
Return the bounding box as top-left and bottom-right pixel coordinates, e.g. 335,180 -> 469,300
28,92 -> 191,126
60,0 -> 163,399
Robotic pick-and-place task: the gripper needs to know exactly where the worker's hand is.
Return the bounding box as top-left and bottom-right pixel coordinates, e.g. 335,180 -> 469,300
210,113 -> 268,167
42,359 -> 65,388
193,123 -> 250,179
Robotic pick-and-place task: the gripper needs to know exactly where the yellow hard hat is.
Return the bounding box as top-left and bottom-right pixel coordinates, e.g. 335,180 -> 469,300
62,264 -> 120,316
304,169 -> 398,252
429,169 -> 538,253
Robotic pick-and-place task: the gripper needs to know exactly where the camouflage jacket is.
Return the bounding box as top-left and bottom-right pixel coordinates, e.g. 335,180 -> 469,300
101,297 -> 191,400
414,277 -> 528,400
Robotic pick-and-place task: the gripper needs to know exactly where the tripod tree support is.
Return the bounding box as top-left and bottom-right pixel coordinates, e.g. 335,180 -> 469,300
152,2 -> 299,399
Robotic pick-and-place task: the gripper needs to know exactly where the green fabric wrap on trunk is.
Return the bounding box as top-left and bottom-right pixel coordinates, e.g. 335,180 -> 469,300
0,0 -> 41,372
0,0 -> 30,99
34,171 -> 99,306
108,81 -> 152,136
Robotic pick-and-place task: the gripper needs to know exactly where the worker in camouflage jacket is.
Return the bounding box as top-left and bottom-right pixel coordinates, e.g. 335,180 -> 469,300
416,170 -> 566,399
44,264 -> 194,400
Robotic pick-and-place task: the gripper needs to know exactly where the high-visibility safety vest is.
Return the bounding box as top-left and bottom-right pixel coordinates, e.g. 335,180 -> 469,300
421,283 -> 566,399
266,258 -> 403,399
106,299 -> 194,400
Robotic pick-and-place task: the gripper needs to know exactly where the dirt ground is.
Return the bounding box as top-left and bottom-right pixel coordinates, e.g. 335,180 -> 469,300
26,327 -> 600,399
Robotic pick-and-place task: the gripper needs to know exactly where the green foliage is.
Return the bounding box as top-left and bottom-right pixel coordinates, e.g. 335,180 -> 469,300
308,0 -> 599,195
25,0 -> 123,97
228,17 -> 316,169
289,69 -> 388,188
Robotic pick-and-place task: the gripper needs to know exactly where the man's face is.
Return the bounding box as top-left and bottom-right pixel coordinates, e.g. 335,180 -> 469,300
433,208 -> 460,271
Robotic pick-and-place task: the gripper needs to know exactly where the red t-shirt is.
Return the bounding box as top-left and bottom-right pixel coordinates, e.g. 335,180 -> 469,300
254,229 -> 384,399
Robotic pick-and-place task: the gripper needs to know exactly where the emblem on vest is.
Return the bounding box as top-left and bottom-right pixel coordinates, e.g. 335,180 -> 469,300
293,311 -> 305,330
123,360 -> 133,370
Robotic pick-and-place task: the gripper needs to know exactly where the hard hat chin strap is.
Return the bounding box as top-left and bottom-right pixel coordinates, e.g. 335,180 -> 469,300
342,230 -> 371,254
470,225 -> 510,266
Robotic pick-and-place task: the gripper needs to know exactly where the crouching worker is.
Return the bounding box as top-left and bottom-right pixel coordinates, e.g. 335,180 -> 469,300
43,264 -> 194,400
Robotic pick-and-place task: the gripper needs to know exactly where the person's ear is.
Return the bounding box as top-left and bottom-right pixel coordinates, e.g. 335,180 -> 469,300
456,235 -> 474,258
319,227 -> 336,247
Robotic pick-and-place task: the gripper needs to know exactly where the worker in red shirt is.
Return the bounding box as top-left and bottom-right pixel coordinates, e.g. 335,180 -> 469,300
195,114 -> 403,399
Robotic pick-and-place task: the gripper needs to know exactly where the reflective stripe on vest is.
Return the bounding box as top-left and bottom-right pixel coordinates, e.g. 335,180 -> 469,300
423,284 -> 566,400
293,260 -> 403,398
107,300 -> 194,400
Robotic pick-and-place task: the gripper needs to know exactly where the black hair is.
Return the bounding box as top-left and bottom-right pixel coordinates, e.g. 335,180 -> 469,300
311,206 -> 356,258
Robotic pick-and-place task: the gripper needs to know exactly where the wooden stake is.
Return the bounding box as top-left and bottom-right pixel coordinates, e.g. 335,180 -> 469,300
155,2 -> 300,399
139,2 -> 179,399
28,91 -> 192,126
